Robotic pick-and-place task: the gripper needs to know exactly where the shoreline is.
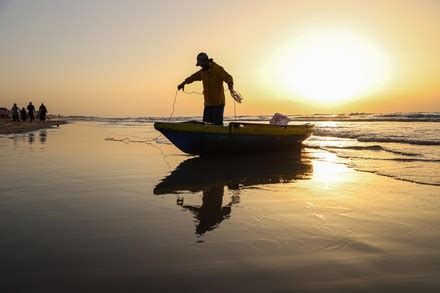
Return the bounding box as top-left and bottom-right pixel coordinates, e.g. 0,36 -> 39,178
0,119 -> 68,135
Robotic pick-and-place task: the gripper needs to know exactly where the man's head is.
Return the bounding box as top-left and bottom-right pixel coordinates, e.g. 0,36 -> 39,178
29,102 -> 32,105
196,52 -> 212,70
13,103 -> 16,106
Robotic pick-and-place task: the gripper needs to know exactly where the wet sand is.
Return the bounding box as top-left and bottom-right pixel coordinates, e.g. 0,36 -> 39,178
0,119 -> 67,134
1,121 -> 439,292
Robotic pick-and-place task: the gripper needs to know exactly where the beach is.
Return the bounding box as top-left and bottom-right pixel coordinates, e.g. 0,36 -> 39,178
2,0 -> 440,290
1,119 -> 439,292
0,119 -> 67,134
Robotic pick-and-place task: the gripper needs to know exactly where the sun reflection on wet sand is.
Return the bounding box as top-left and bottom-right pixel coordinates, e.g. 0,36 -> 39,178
311,151 -> 356,191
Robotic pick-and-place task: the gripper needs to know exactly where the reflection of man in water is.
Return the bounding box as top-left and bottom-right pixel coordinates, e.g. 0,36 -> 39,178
28,133 -> 35,144
177,185 -> 232,235
39,130 -> 47,143
154,154 -> 312,235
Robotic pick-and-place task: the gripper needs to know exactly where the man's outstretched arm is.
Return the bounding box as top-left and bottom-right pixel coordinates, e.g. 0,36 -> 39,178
178,71 -> 202,91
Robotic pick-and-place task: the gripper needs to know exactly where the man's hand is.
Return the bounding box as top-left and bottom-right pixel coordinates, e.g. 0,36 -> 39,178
230,88 -> 243,103
177,82 -> 185,91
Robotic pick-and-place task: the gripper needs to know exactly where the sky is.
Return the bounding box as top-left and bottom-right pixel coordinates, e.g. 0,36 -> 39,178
0,0 -> 439,117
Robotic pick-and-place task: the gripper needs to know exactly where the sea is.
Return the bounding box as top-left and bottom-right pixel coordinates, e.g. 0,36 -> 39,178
67,112 -> 440,187
2,112 -> 440,291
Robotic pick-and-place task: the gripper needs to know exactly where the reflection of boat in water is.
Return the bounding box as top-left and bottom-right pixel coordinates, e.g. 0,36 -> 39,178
154,121 -> 314,156
154,151 -> 313,193
154,151 -> 313,235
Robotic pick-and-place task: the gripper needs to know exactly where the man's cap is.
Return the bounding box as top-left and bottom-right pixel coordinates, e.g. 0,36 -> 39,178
196,52 -> 209,66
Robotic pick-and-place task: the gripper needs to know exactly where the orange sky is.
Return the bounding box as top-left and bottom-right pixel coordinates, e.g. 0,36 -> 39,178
0,0 -> 439,117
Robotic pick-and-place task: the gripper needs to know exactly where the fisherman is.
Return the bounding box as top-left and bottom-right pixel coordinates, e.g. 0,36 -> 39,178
20,107 -> 27,121
177,52 -> 234,125
27,102 -> 35,121
11,103 -> 20,121
39,103 -> 48,121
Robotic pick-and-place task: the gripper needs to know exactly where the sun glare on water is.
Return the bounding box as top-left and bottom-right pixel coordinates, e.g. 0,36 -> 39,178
274,30 -> 392,104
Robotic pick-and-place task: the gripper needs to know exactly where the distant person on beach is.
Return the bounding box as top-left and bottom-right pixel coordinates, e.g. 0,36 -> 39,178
11,103 -> 19,121
0,107 -> 10,119
27,102 -> 35,121
39,103 -> 48,121
177,52 -> 234,125
20,107 -> 27,121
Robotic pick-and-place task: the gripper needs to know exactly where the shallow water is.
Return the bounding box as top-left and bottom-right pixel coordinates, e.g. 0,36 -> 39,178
306,120 -> 440,186
70,114 -> 440,186
1,122 -> 440,292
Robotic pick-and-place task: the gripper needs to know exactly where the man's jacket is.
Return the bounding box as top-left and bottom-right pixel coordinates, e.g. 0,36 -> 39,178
184,62 -> 233,106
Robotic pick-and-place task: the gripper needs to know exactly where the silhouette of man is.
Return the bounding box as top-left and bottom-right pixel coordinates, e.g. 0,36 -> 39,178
27,102 -> 35,121
177,52 -> 234,125
20,107 -> 27,121
39,103 -> 48,121
11,103 -> 19,121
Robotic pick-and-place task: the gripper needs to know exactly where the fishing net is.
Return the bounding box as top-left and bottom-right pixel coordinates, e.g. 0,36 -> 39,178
229,88 -> 243,103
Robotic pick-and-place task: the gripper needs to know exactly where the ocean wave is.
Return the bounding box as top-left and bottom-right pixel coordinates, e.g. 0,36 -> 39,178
354,169 -> 440,186
380,112 -> 440,119
356,137 -> 440,146
307,144 -> 421,157
308,145 -> 440,186
64,112 -> 440,123
374,157 -> 440,162
313,130 -> 440,146
336,155 -> 440,163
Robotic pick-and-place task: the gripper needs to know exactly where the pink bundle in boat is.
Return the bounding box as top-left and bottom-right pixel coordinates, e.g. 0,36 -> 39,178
270,113 -> 291,125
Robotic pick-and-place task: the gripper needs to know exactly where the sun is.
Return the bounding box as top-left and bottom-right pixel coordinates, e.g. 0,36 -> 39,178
274,30 -> 391,103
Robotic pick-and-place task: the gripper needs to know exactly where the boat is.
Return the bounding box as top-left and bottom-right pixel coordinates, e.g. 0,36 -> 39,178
154,121 -> 314,156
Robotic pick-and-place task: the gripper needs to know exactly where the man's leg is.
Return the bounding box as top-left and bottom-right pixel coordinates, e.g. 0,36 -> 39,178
203,106 -> 214,124
211,105 -> 225,125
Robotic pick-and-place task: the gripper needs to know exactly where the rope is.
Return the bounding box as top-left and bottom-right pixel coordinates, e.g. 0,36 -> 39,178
182,90 -> 203,96
104,88 -> 242,144
168,89 -> 179,121
234,99 -> 237,121
104,90 -> 179,145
